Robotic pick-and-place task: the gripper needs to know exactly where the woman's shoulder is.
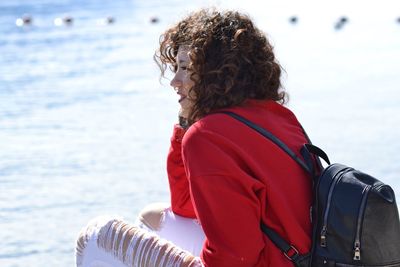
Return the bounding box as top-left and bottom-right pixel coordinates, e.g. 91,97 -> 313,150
203,100 -> 299,127
183,99 -> 302,144
184,113 -> 229,141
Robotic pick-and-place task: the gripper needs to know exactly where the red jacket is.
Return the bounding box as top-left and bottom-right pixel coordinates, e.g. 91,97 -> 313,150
167,99 -> 312,267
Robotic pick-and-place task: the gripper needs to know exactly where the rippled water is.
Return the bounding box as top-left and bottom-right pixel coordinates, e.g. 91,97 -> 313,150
1,0 -> 400,266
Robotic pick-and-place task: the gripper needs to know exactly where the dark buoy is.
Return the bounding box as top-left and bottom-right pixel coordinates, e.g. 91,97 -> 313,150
63,16 -> 73,25
106,16 -> 115,24
54,16 -> 73,26
397,17 -> 400,24
150,16 -> 159,24
289,16 -> 298,25
339,16 -> 348,24
16,14 -> 32,27
334,16 -> 348,30
97,16 -> 115,26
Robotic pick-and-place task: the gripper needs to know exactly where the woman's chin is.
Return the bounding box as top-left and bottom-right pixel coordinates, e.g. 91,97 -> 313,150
179,99 -> 192,109
179,106 -> 190,112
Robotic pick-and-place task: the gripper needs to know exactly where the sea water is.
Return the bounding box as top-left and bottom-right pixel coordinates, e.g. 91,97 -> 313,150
0,0 -> 399,266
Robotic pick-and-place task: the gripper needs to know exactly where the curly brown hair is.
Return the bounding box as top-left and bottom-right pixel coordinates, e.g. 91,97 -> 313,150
154,8 -> 287,124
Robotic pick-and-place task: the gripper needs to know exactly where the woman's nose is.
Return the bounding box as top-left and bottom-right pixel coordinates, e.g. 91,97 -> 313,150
170,75 -> 182,88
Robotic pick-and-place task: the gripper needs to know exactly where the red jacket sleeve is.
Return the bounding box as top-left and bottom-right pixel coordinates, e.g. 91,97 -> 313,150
182,127 -> 266,267
166,124 -> 196,218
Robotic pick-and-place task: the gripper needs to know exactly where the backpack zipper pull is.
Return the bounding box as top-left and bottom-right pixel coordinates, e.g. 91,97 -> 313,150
353,241 -> 361,260
353,185 -> 371,261
320,226 -> 327,247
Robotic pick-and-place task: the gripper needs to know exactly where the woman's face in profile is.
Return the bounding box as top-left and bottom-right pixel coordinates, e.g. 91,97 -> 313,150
170,46 -> 195,112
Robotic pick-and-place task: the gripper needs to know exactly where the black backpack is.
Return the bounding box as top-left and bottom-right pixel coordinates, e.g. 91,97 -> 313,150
221,111 -> 400,267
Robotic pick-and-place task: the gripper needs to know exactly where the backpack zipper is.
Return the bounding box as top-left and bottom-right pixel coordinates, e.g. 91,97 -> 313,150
320,167 -> 352,247
353,185 -> 372,261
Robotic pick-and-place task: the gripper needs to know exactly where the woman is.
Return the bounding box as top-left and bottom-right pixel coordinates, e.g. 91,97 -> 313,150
76,8 -> 312,267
